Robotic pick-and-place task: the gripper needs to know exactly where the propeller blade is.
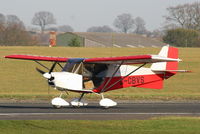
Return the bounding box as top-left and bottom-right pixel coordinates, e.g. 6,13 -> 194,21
49,62 -> 57,73
36,68 -> 45,74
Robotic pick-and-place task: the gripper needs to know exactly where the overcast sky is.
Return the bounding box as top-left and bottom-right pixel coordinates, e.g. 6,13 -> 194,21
0,0 -> 199,32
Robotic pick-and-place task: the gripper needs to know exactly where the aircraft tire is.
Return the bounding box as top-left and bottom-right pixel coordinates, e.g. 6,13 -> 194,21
53,105 -> 62,109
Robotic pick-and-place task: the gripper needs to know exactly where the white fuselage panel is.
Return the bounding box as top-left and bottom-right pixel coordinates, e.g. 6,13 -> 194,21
51,72 -> 83,90
106,64 -> 161,77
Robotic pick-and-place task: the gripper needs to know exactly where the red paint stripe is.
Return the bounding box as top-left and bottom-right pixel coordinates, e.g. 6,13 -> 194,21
93,74 -> 164,93
5,55 -> 68,62
166,47 -> 178,70
165,47 -> 178,78
85,55 -> 152,63
6,54 -> 153,64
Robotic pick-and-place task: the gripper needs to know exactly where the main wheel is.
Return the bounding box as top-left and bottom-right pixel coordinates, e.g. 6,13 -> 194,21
103,106 -> 110,109
53,105 -> 62,109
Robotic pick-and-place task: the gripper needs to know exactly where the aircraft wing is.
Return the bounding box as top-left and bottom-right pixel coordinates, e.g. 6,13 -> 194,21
84,55 -> 181,64
5,54 -> 181,64
4,54 -> 69,62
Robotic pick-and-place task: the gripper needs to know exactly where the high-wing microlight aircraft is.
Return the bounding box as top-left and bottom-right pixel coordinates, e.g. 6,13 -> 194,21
5,45 -> 187,108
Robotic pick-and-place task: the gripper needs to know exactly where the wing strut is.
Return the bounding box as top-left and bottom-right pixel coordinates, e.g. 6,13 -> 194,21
101,63 -> 147,93
34,61 -> 64,71
34,61 -> 50,71
100,61 -> 124,93
57,63 -> 64,70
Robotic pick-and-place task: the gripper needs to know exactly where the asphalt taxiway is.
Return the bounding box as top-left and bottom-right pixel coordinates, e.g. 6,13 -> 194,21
0,102 -> 200,120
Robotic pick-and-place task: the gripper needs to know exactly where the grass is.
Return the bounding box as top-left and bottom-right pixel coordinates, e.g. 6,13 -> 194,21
0,117 -> 200,134
0,46 -> 199,101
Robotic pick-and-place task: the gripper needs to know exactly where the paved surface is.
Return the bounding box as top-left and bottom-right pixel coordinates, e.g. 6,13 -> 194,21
0,102 -> 200,120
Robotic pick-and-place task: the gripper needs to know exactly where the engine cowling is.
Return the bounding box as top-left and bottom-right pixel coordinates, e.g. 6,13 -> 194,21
51,72 -> 83,91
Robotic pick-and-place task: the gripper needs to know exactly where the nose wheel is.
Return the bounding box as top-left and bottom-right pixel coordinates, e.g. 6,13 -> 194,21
51,92 -> 70,109
51,92 -> 88,108
53,105 -> 62,109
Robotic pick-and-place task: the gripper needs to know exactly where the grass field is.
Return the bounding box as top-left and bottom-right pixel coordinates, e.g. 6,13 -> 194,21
0,117 -> 200,134
0,46 -> 199,101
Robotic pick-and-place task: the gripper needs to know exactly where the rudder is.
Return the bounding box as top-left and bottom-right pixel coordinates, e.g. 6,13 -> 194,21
151,45 -> 178,79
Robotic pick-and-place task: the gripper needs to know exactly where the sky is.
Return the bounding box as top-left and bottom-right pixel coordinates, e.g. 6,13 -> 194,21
0,0 -> 199,32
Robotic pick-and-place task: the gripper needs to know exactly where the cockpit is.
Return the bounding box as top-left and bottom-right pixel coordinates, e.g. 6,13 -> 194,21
63,62 -> 108,90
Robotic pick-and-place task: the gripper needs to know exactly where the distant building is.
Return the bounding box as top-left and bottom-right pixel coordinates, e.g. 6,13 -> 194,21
56,32 -> 84,47
56,32 -> 166,47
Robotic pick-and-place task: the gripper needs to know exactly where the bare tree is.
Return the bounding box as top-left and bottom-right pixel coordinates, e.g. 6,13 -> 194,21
0,14 -> 36,46
165,4 -> 187,28
0,13 -> 5,25
149,29 -> 165,38
190,2 -> 200,30
87,25 -> 114,33
32,11 -> 56,33
6,15 -> 25,29
134,17 -> 147,34
113,13 -> 134,33
58,25 -> 74,32
165,2 -> 200,30
0,13 -> 5,43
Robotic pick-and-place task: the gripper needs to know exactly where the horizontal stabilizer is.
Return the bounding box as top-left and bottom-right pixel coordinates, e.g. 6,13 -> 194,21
152,70 -> 191,73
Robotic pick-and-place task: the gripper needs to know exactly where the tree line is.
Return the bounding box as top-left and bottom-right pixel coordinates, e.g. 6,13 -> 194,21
0,12 -> 74,45
0,14 -> 36,45
87,15 -> 147,35
30,11 -> 148,35
1,1 -> 200,47
162,2 -> 200,47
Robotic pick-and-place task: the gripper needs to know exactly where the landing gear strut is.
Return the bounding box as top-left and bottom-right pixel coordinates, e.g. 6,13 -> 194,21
99,93 -> 117,108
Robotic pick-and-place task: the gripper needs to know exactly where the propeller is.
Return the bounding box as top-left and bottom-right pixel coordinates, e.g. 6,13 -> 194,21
36,62 -> 57,79
36,62 -> 57,94
36,67 -> 45,75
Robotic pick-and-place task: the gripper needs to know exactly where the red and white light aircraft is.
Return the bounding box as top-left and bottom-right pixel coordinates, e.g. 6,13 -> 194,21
5,45 -> 187,108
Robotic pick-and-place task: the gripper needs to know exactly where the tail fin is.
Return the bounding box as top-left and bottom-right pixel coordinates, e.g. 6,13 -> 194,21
151,45 -> 178,79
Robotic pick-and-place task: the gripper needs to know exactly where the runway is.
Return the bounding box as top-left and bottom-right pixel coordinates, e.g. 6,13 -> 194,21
0,102 -> 200,120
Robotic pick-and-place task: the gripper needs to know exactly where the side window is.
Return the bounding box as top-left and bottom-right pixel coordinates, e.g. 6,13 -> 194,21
82,64 -> 94,77
63,62 -> 75,72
